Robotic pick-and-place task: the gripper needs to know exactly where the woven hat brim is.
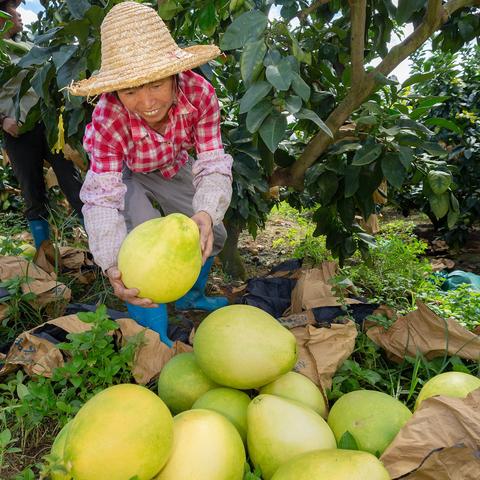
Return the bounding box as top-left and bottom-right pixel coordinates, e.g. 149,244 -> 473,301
69,45 -> 220,97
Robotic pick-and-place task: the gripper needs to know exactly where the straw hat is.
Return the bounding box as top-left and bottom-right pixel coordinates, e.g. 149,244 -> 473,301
69,1 -> 220,97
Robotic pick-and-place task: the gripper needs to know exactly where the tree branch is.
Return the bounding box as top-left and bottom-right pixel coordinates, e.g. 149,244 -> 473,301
350,0 -> 367,82
297,0 -> 331,22
271,0 -> 480,189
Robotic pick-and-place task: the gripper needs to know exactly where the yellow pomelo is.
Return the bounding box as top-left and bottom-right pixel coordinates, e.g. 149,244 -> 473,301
415,371 -> 480,410
260,371 -> 328,418
50,421 -> 72,480
192,387 -> 251,442
271,449 -> 390,480
155,409 -> 246,480
118,213 -> 202,303
247,394 -> 337,480
193,305 -> 298,389
328,390 -> 412,456
19,243 -> 36,259
64,384 -> 173,480
157,352 -> 219,414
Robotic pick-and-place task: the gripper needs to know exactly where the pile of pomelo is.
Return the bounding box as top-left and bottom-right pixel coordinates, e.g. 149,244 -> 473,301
48,303 -> 480,480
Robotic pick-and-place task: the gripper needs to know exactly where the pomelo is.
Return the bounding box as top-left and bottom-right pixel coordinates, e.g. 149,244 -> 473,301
50,421 -> 72,480
193,304 -> 297,389
247,394 -> 336,480
18,243 -> 36,259
155,409 -> 245,480
192,387 -> 251,442
117,213 -> 202,303
64,384 -> 173,480
415,371 -> 480,410
260,371 -> 328,418
271,449 -> 390,480
327,390 -> 412,456
157,352 -> 219,414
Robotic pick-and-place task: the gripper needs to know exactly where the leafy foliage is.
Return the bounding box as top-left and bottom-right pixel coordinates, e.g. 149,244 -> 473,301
396,44 -> 480,244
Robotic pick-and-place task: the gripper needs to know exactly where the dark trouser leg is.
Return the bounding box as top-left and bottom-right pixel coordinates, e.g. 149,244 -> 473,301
4,123 -> 49,220
44,143 -> 84,219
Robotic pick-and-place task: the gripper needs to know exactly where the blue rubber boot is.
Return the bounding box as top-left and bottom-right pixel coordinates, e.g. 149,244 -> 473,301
126,303 -> 173,347
175,257 -> 228,312
27,219 -> 50,249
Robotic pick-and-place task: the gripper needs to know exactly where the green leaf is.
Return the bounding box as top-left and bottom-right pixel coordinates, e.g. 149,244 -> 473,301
291,72 -> 310,102
381,153 -> 406,189
241,39 -> 266,84
397,118 -> 433,136
220,11 -> 268,50
450,192 -> 460,212
265,58 -> 293,91
401,71 -> 435,89
374,72 -> 398,86
317,171 -> 339,204
356,115 -> 378,126
338,431 -> 359,450
295,109 -> 332,138
398,146 -> 414,169
158,0 -> 183,20
198,3 -> 218,37
352,144 -> 382,166
424,118 -> 462,134
430,192 -> 450,219
285,95 -> 302,114
447,210 -> 459,229
17,46 -> 54,68
345,165 -> 360,198
52,45 -> 78,71
66,0 -> 90,20
16,383 -> 30,400
246,99 -> 272,133
57,57 -> 87,89
239,81 -> 272,114
30,63 -> 54,102
418,96 -> 450,109
259,111 -> 287,153
428,170 -> 452,195
422,142 -> 447,157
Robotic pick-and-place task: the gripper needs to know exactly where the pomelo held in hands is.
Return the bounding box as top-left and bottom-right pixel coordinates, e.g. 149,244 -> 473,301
118,213 -> 202,303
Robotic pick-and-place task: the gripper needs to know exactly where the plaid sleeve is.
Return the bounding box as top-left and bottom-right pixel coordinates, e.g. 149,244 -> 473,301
83,94 -> 128,173
193,83 -> 224,154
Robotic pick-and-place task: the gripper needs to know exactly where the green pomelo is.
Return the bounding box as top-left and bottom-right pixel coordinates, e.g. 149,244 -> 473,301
260,371 -> 328,418
64,384 -> 173,480
271,449 -> 390,480
327,390 -> 412,456
247,394 -> 337,480
50,421 -> 72,480
415,371 -> 480,410
155,409 -> 246,480
118,213 -> 202,303
192,387 -> 251,442
157,352 -> 219,414
193,305 -> 297,389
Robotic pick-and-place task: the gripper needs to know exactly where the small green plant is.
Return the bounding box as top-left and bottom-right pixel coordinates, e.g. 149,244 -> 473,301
12,305 -> 143,427
421,284 -> 480,331
341,232 -> 434,311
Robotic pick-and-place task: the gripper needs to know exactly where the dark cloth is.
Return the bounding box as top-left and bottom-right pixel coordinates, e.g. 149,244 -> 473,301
3,123 -> 83,220
311,302 -> 380,326
241,277 -> 297,318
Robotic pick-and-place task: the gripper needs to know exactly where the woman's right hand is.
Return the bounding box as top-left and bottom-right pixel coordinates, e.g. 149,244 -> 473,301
106,266 -> 157,307
1,117 -> 20,137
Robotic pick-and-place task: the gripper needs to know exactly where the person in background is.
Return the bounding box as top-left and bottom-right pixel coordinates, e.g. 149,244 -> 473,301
69,2 -> 232,346
0,0 -> 83,248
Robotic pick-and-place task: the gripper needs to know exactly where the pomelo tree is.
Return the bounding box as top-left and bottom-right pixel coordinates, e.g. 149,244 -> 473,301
4,0 -> 480,277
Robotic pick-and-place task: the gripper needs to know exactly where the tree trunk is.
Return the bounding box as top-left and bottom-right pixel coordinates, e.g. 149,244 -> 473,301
219,217 -> 247,281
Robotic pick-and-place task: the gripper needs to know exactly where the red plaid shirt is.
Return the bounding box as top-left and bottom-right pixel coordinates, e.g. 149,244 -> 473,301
84,70 -> 224,178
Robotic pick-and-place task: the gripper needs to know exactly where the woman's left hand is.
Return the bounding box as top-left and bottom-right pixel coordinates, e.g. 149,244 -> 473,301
191,211 -> 213,264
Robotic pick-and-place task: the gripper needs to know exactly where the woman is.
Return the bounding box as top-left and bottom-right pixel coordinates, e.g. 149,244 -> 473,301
69,2 -> 233,346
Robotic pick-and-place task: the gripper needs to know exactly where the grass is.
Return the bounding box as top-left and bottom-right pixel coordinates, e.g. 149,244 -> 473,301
0,199 -> 479,478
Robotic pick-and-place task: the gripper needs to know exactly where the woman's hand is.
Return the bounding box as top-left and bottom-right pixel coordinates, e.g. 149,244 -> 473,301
2,117 -> 20,137
106,266 -> 157,307
191,211 -> 213,264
